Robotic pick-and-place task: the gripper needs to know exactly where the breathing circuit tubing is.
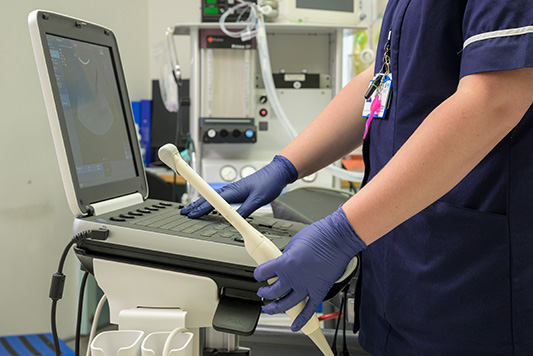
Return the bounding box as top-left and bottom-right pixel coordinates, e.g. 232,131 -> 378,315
219,1 -> 365,183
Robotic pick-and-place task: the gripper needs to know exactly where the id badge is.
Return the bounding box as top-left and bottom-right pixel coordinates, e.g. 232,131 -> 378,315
362,74 -> 392,119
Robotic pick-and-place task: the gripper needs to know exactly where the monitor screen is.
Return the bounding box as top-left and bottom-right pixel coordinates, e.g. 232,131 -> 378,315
296,0 -> 354,13
46,34 -> 137,189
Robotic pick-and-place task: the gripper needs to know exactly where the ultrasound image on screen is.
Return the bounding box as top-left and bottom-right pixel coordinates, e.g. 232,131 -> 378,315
46,34 -> 137,188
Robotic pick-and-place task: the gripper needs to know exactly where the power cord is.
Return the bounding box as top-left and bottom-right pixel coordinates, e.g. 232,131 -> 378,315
49,229 -> 109,356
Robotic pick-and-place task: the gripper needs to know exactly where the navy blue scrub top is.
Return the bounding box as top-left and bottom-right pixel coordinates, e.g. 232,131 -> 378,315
358,1 -> 533,355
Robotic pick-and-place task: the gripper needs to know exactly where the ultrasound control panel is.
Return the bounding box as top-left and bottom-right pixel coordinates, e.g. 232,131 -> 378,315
88,200 -> 304,250
73,199 -> 307,288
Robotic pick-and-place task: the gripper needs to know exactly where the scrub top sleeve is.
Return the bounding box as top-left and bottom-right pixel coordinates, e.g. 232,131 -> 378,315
460,0 -> 533,78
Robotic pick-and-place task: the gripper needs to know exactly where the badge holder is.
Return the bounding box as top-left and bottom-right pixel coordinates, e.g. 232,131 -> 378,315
362,74 -> 392,139
361,29 -> 394,139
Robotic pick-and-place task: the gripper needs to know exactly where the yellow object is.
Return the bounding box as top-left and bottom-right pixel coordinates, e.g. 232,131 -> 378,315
353,30 -> 369,75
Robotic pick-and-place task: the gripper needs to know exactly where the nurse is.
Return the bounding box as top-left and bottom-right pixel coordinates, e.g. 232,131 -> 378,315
182,1 -> 533,354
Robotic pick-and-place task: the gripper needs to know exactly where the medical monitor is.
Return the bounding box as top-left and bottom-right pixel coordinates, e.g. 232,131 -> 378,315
29,11 -> 147,216
282,0 -> 361,27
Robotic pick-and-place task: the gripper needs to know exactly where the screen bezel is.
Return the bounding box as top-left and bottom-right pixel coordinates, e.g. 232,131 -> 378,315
34,11 -> 148,215
287,0 -> 360,27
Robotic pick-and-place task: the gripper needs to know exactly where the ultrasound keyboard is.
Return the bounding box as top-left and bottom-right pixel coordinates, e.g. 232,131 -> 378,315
88,200 -> 305,249
74,199 -> 307,283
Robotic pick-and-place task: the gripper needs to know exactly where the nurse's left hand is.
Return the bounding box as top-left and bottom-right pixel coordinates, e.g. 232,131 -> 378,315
254,206 -> 367,332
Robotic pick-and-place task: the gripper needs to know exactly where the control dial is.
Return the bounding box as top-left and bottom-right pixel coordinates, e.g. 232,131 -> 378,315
240,165 -> 256,178
220,165 -> 238,182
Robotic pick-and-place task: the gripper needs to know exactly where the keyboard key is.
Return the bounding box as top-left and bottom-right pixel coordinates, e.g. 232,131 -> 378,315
149,216 -> 179,228
279,222 -> 293,229
159,220 -> 186,230
171,221 -> 196,232
182,225 -> 205,234
258,221 -> 275,228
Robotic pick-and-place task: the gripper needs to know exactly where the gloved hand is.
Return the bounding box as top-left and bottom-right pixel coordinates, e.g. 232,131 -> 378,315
181,155 -> 298,218
254,206 -> 367,332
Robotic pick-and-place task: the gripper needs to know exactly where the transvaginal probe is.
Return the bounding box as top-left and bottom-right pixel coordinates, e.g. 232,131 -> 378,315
158,143 -> 334,356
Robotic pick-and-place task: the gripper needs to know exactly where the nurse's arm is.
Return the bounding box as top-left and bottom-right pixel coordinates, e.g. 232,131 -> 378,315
280,62 -> 374,178
342,67 -> 533,245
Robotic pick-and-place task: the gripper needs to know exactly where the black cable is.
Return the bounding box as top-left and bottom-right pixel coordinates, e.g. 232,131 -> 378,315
50,236 -> 82,356
75,271 -> 90,356
49,229 -> 108,356
331,293 -> 346,355
50,300 -> 60,356
341,288 -> 350,356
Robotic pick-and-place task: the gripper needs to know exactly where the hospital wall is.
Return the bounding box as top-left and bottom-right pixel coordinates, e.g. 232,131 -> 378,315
0,0 -> 152,339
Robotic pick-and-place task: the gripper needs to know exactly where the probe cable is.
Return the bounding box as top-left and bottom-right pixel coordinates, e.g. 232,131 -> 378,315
85,294 -> 108,356
49,229 -> 109,356
162,327 -> 190,356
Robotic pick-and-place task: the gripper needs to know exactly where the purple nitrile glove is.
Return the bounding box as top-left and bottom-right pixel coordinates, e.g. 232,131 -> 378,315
253,206 -> 366,332
181,155 -> 298,219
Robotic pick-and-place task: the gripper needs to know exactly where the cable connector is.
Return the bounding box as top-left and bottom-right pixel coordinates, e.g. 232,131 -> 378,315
90,228 -> 110,241
72,228 -> 109,244
49,272 -> 66,301
72,230 -> 91,244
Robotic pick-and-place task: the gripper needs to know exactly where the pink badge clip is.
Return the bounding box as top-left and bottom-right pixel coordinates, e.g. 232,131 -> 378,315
363,95 -> 381,140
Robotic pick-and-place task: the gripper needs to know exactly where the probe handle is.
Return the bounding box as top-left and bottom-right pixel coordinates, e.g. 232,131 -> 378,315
158,144 -> 321,336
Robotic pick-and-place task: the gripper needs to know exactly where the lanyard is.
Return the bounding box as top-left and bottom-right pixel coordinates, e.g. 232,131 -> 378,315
364,0 -> 400,100
362,0 -> 401,139
380,0 -> 400,74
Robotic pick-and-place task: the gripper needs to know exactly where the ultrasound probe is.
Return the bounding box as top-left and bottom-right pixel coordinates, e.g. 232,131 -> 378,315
158,143 -> 334,356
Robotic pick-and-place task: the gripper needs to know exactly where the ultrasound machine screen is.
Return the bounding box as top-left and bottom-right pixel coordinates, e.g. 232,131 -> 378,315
46,34 -> 137,189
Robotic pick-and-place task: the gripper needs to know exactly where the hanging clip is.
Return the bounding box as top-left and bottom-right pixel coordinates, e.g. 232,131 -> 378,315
364,74 -> 384,100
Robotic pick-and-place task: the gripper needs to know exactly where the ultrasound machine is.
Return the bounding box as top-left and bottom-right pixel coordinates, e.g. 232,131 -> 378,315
29,10 -> 354,356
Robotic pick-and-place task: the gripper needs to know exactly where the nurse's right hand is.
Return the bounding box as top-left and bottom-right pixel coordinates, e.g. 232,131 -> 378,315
180,155 -> 299,219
